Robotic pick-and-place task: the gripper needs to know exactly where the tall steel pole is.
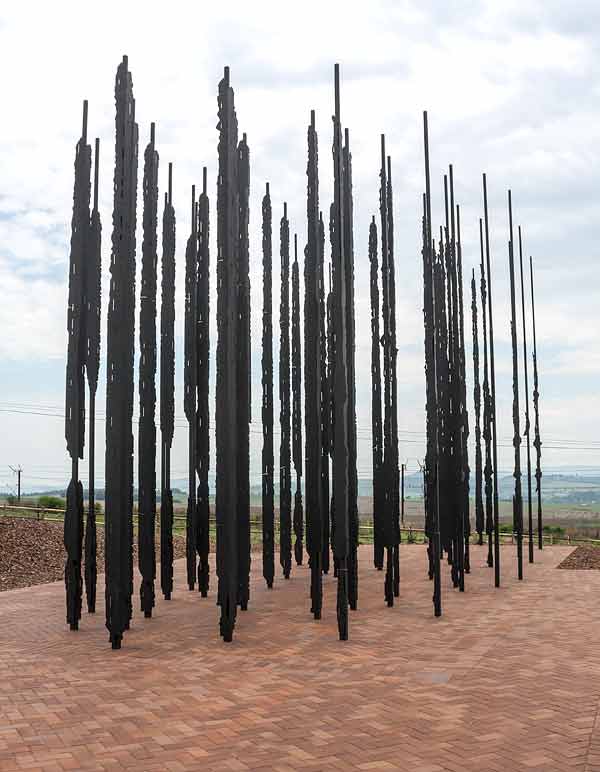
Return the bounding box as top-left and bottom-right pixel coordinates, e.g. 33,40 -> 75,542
518,226 -> 533,564
483,174 -> 500,588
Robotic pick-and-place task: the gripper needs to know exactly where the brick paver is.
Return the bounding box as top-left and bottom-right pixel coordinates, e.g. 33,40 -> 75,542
1,544 -> 599,771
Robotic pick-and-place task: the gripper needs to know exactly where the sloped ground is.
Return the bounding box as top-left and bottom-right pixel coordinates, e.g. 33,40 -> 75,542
1,543 -> 600,771
0,516 -> 187,592
557,544 -> 600,570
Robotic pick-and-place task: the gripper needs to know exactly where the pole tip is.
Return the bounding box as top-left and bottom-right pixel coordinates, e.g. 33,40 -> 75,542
284,201 -> 287,218
150,122 -> 155,144
82,100 -> 88,142
266,181 -> 269,195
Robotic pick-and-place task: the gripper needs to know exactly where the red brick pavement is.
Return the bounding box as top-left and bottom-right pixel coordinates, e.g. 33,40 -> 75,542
1,544 -> 599,771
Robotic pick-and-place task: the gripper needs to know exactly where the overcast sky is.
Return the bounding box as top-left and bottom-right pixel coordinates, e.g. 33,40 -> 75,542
1,0 -> 599,493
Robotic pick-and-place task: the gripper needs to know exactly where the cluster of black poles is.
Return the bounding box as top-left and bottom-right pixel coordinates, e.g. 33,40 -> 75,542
64,57 -> 543,649
421,114 -> 544,616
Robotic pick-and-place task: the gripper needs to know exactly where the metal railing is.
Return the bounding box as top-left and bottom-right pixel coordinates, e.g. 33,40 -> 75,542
2,503 -> 600,548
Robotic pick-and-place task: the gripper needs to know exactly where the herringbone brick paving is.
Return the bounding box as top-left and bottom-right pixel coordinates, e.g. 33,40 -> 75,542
1,544 -> 598,771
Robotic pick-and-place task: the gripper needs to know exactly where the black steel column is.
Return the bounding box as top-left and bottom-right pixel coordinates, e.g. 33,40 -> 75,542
305,110 -> 323,615
518,226 -> 534,564
85,135 -> 101,614
216,66 -> 240,641
279,203 -> 292,579
261,182 -> 275,588
291,234 -> 304,571
508,191 -> 523,580
138,122 -> 159,617
105,56 -> 138,648
530,256 -> 543,550
160,164 -> 175,602
196,167 -> 210,596
65,100 -> 91,631
332,63 -> 349,639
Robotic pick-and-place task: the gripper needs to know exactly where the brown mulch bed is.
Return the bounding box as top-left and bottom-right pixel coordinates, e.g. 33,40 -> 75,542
0,517 -> 187,592
557,545 -> 600,570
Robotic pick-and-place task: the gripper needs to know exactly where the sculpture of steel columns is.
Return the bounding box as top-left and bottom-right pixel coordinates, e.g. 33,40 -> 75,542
483,174 -> 501,587
184,186 -> 198,591
292,234 -> 304,569
479,218 -> 494,568
262,182 -> 275,588
65,100 -> 91,631
456,204 -> 470,577
344,129 -> 359,610
138,122 -> 159,617
530,256 -> 543,550
237,132 -> 251,612
518,226 -> 534,564
508,191 -> 524,580
160,164 -> 175,601
319,212 -> 331,576
216,66 -> 240,640
196,168 -> 210,597
105,56 -> 138,648
85,135 -> 101,614
471,268 -> 483,546
331,64 -> 350,640
279,203 -> 292,579
422,111 -> 441,617
380,137 -> 399,606
305,110 -> 324,615
369,215 -> 383,571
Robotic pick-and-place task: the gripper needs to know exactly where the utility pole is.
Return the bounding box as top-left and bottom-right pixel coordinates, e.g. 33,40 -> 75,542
9,466 -> 22,503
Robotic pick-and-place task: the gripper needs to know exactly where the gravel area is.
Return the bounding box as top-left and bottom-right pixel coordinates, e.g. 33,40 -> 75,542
557,544 -> 600,570
0,516 -> 187,592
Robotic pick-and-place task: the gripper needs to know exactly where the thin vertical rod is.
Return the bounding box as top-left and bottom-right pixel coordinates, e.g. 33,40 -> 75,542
483,173 -> 500,588
518,226 -> 534,563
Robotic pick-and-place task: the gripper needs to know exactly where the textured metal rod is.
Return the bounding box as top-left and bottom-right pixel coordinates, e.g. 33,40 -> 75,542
529,256 -> 543,550
85,135 -> 101,614
319,211 -> 331,576
237,132 -> 251,612
332,63 -> 349,639
138,122 -> 159,617
380,136 -> 394,607
479,218 -> 494,568
160,163 -> 176,601
483,173 -> 501,588
422,111 -> 441,617
65,99 -> 91,631
216,65 -> 240,641
435,225 -> 451,567
456,202 -> 470,580
291,234 -> 304,573
471,267 -> 483,546
369,215 -> 383,571
518,227 -> 534,564
345,130 -> 359,610
279,202 -> 292,579
184,185 -> 198,591
421,195 -> 433,580
386,155 -> 400,599
261,182 -> 275,588
105,56 -> 138,648
507,191 -> 523,580
448,169 -> 464,591
304,109 -> 324,615
326,260 -> 335,576
196,166 -> 210,596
